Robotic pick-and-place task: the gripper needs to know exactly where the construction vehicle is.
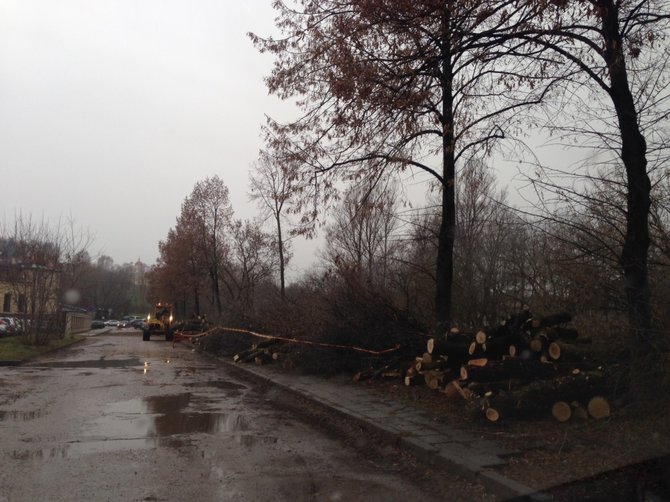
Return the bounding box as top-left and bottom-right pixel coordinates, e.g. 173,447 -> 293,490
143,302 -> 174,341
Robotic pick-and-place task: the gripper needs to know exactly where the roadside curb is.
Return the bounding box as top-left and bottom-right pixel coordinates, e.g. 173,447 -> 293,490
80,327 -> 113,336
211,354 -> 550,501
0,334 -> 91,367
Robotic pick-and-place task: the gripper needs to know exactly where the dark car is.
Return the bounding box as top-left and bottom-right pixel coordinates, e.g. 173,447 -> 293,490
130,318 -> 146,330
90,320 -> 106,329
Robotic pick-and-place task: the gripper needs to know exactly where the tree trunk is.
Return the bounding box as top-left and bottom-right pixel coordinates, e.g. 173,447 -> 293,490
435,9 -> 456,332
600,1 -> 658,401
194,285 -> 200,316
276,214 -> 286,300
211,265 -> 222,318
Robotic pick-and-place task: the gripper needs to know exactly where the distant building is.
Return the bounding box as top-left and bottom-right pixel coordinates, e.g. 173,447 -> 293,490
0,239 -> 61,317
132,259 -> 149,286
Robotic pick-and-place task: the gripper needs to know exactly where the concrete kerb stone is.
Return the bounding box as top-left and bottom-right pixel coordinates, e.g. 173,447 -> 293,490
210,354 -> 546,501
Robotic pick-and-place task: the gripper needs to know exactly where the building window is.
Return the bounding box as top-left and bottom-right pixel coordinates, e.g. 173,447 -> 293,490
18,294 -> 26,313
3,293 -> 10,313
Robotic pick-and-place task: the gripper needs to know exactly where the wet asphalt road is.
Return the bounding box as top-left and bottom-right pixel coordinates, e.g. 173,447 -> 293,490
0,331 -> 438,502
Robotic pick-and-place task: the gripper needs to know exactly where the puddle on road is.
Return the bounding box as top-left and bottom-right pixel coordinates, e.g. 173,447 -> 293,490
0,410 -> 43,421
6,393 -> 251,460
51,393 -> 250,458
184,380 -> 248,397
236,434 -> 278,447
28,358 -> 143,369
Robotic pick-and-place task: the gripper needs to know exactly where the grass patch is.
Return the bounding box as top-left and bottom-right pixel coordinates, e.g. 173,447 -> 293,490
0,335 -> 85,361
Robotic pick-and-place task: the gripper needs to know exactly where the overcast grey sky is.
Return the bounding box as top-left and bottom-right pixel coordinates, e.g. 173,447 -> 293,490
0,1 -> 600,278
0,0 -> 307,267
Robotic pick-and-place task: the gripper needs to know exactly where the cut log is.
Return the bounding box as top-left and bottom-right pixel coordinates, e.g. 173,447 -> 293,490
445,332 -> 474,344
424,371 -> 445,390
485,408 -> 501,423
530,312 -> 572,329
405,365 -> 417,378
427,338 -> 471,360
233,346 -> 259,362
467,358 -> 489,367
416,359 -> 450,372
529,335 -> 549,353
467,379 -> 523,397
571,402 -> 589,420
460,358 -> 557,382
443,380 -> 472,400
587,396 -> 611,419
240,349 -> 266,364
547,342 -> 592,362
551,401 -> 572,422
484,334 -> 522,357
254,338 -> 281,350
504,309 -> 533,333
404,374 -> 423,386
468,341 -> 486,356
254,352 -> 273,366
475,330 -> 488,344
443,380 -> 461,399
500,371 -> 609,418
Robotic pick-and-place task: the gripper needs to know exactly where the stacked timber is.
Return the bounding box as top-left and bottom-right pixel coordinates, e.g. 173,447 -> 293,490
232,338 -> 285,365
357,310 -> 614,424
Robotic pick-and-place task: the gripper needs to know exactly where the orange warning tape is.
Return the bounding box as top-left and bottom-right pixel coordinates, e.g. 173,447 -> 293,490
172,327 -> 219,347
214,326 -> 401,355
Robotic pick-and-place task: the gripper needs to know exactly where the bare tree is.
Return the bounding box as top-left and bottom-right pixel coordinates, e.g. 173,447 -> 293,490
514,0 -> 670,398
220,219 -> 278,321
453,159 -> 516,327
182,176 -> 234,319
0,215 -> 89,344
249,151 -> 297,299
325,179 -> 399,289
251,0 -> 551,331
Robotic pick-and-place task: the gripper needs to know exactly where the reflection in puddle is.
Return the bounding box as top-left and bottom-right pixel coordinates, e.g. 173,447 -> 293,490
144,393 -> 249,435
9,446 -> 70,460
3,393 -> 252,461
0,410 -> 43,421
235,434 -> 278,447
28,358 -> 143,369
53,393 -> 250,457
185,380 -> 248,397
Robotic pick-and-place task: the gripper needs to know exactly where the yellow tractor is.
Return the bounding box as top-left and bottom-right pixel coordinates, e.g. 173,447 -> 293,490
143,302 -> 174,341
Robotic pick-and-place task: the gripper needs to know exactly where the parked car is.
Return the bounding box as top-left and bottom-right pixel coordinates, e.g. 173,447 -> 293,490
12,318 -> 25,335
130,319 -> 146,330
0,317 -> 16,335
104,319 -> 121,327
90,320 -> 106,329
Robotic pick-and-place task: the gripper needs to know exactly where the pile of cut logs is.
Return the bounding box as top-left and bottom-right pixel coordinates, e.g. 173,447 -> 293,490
232,338 -> 288,365
230,311 -> 613,423
358,310 -> 613,423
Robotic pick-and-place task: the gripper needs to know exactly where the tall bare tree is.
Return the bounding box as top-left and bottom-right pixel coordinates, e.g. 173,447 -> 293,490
252,0 -> 551,331
249,151 -> 297,299
514,0 -> 670,397
325,180 -> 399,289
182,176 -> 234,318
